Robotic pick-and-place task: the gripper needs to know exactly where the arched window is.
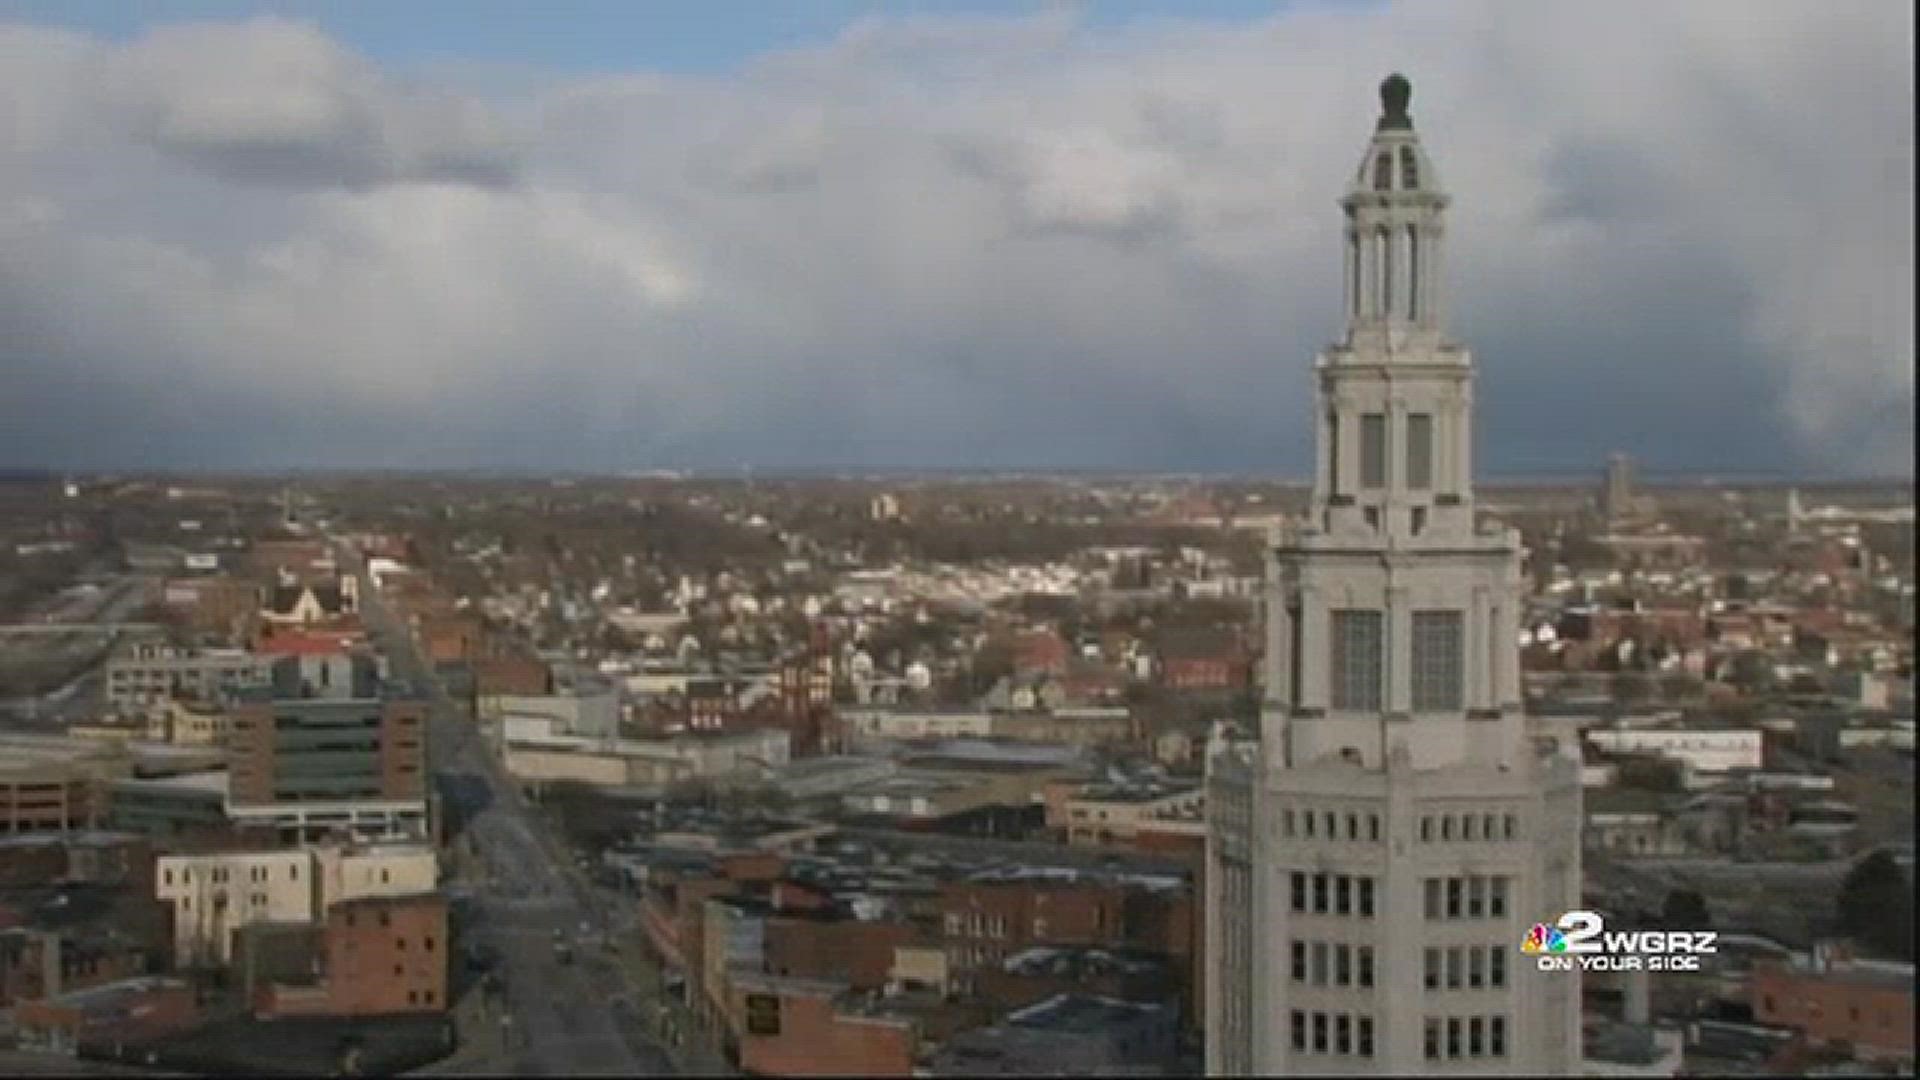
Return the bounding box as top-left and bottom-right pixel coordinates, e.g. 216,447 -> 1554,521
1374,153 -> 1392,191
1400,146 -> 1419,189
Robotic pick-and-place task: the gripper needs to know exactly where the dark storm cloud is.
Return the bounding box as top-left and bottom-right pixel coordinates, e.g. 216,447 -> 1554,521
0,2 -> 1910,476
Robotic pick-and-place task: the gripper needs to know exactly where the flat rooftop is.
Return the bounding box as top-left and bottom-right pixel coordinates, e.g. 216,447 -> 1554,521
1006,992 -> 1168,1034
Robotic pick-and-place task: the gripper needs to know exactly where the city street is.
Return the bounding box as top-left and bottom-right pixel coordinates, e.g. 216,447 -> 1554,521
336,541 -> 682,1076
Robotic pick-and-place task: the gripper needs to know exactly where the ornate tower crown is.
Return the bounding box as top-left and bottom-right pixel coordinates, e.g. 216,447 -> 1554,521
1310,74 -> 1478,544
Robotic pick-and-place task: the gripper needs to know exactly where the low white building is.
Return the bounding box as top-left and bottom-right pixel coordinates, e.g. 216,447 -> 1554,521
839,708 -> 993,741
156,842 -> 439,968
1585,726 -> 1764,773
157,850 -> 315,968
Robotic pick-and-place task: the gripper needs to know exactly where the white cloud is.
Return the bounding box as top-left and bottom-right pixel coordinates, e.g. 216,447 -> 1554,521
0,2 -> 1910,473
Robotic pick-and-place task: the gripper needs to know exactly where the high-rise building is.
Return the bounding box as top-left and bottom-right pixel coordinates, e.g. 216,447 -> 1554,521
1601,452 -> 1635,523
1205,75 -> 1583,1074
226,655 -> 430,842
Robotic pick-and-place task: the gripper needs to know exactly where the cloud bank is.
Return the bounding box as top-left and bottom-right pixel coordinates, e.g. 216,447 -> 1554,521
0,2 -> 1911,474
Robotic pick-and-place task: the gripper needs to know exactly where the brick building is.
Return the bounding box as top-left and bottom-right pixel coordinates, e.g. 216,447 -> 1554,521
730,972 -> 918,1077
1751,948 -> 1915,1063
258,892 -> 448,1018
12,976 -> 199,1055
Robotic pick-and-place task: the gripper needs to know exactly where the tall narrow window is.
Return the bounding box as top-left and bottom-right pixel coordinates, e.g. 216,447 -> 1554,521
1327,413 -> 1343,496
1360,413 -> 1387,489
1411,610 -> 1464,711
1406,413 -> 1434,490
1378,227 -> 1394,318
1374,153 -> 1392,191
1349,234 -> 1363,318
1287,605 -> 1304,709
1330,610 -> 1384,711
1400,146 -> 1419,189
1407,224 -> 1422,320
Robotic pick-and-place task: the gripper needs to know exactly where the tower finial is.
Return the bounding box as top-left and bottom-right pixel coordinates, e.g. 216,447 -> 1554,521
1378,73 -> 1412,131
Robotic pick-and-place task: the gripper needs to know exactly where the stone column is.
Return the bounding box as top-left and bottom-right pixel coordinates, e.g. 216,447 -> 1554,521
1387,585 -> 1412,714
1299,586 -> 1328,708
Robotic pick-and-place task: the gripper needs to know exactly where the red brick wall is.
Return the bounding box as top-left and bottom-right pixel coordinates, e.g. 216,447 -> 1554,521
321,894 -> 447,1016
763,918 -> 919,991
736,991 -> 915,1078
379,703 -> 428,801
473,655 -> 552,696
1751,963 -> 1915,1058
935,881 -> 1131,973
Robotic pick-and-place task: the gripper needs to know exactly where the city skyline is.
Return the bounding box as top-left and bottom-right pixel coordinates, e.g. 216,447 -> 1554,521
1,1 -> 1912,475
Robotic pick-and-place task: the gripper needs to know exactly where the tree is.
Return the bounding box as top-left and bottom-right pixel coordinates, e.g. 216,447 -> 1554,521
1658,888 -> 1712,930
1836,852 -> 1915,960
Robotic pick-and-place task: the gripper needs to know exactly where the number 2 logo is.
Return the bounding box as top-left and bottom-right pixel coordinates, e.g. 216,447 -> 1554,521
1556,910 -> 1604,954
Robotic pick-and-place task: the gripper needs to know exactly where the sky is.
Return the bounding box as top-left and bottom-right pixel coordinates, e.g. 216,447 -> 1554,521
0,0 -> 1912,477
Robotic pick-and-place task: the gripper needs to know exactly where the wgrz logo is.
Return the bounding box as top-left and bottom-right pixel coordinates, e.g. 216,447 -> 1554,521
1521,910 -> 1717,972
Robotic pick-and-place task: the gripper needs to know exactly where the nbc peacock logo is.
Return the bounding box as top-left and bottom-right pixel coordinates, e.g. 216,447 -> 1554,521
1521,922 -> 1567,954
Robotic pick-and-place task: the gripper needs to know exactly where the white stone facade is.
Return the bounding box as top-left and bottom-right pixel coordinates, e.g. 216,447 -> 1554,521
1206,76 -> 1583,1075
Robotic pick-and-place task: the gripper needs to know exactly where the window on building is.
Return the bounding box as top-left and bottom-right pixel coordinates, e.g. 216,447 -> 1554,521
1336,1014 -> 1352,1055
1358,1017 -> 1375,1057
1374,153 -> 1392,191
1358,946 -> 1375,988
1401,147 -> 1419,189
1490,946 -> 1507,988
1357,877 -> 1375,917
1469,947 -> 1485,989
1335,875 -> 1351,916
1311,943 -> 1328,986
1424,1019 -> 1440,1061
1446,947 -> 1463,989
1330,610 -> 1385,711
1291,872 -> 1307,913
1291,1010 -> 1307,1052
1360,414 -> 1387,488
1292,941 -> 1308,982
1313,873 -> 1329,914
1503,813 -> 1517,840
1420,816 -> 1432,842
1412,611 -> 1465,711
1446,878 -> 1463,919
1406,413 -> 1434,490
1489,1016 -> 1507,1056
1335,944 -> 1352,987
1467,876 -> 1486,918
1424,948 -> 1441,989
1368,815 -> 1381,842
1345,812 -> 1358,840
1441,816 -> 1453,841
1446,1017 -> 1462,1058
1328,413 -> 1342,495
1323,811 -> 1338,838
1424,878 -> 1441,919
1313,1012 -> 1329,1053
1282,809 -> 1295,837
1380,227 -> 1395,315
1469,1017 -> 1485,1056
1489,877 -> 1509,918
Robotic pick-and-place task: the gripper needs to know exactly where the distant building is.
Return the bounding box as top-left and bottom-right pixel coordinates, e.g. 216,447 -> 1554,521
1750,946 -> 1915,1064
224,657 -> 429,842
1601,453 -> 1636,523
104,643 -> 273,710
